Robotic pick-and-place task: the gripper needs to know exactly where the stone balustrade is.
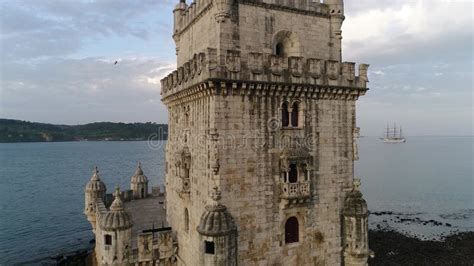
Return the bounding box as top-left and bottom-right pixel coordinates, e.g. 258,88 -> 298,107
280,181 -> 311,200
160,48 -> 369,98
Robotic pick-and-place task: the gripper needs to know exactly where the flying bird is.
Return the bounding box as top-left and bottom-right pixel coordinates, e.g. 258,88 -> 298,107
114,61 -> 118,65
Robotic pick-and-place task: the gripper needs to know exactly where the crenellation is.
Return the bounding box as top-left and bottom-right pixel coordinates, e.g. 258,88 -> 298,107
162,49 -> 369,99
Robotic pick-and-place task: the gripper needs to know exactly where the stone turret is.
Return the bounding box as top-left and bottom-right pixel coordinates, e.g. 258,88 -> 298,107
325,0 -> 345,61
343,179 -> 371,266
84,167 -> 106,230
197,187 -> 237,265
98,187 -> 133,265
131,162 -> 149,199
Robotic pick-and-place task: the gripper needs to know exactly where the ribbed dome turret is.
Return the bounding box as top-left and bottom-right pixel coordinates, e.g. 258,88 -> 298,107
197,187 -> 236,237
85,167 -> 106,193
343,179 -> 368,217
100,187 -> 133,231
131,162 -> 148,184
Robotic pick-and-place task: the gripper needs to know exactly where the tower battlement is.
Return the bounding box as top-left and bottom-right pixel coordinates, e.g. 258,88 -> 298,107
161,48 -> 369,99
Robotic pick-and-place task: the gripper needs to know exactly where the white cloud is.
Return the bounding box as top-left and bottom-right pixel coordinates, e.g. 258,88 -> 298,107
342,0 -> 473,62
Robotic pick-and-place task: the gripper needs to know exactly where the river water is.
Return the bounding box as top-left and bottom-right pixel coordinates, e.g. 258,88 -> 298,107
0,137 -> 472,264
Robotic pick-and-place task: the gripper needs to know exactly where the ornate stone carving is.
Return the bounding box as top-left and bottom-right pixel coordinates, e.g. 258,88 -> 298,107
197,52 -> 206,75
248,52 -> 263,74
327,60 -> 340,80
207,48 -> 218,71
289,57 -> 303,77
214,0 -> 232,23
183,62 -> 190,82
226,50 -> 241,74
157,231 -> 177,262
270,55 -> 284,76
308,58 -> 324,79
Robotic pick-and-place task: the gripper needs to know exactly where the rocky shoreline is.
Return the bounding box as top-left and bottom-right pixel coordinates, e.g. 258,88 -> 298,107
369,230 -> 474,265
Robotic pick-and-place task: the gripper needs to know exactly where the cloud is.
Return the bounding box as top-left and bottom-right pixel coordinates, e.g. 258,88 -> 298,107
342,0 -> 473,64
0,0 -> 171,60
0,56 -> 175,124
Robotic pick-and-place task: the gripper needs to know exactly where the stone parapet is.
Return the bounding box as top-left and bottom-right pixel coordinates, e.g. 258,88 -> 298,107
174,0 -> 213,37
160,48 -> 369,100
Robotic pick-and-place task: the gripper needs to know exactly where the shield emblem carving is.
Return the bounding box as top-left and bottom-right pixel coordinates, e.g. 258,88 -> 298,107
249,53 -> 263,74
226,50 -> 241,73
308,59 -> 323,79
327,60 -> 340,80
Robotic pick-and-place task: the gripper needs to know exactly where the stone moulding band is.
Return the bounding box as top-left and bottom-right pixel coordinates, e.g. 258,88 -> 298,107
161,79 -> 368,106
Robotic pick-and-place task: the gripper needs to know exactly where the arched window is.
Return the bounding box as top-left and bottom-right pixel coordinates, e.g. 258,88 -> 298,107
281,102 -> 289,127
285,217 -> 299,244
291,102 -> 299,127
289,163 -> 298,183
275,42 -> 284,56
184,208 -> 189,232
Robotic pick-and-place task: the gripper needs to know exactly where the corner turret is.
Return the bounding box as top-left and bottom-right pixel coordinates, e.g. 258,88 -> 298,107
131,162 -> 149,199
197,187 -> 237,265
343,179 -> 372,266
98,187 -> 133,265
325,0 -> 344,61
84,166 -> 106,230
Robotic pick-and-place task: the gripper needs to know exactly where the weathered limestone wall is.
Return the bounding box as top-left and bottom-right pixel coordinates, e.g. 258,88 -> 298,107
165,95 -> 216,265
175,3 -> 218,67
238,3 -> 332,60
210,89 -> 356,265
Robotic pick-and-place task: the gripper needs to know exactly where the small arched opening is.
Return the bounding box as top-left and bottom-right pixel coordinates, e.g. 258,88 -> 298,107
281,102 -> 290,127
289,163 -> 298,183
285,216 -> 299,244
184,208 -> 189,232
273,31 -> 301,58
275,42 -> 284,56
291,102 -> 299,127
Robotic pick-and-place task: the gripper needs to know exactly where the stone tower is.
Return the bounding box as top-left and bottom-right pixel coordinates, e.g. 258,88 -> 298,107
161,0 -> 370,265
84,167 -> 106,231
131,162 -> 149,199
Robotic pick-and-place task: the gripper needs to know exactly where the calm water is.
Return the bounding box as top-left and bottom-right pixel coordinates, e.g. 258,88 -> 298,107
0,137 -> 473,264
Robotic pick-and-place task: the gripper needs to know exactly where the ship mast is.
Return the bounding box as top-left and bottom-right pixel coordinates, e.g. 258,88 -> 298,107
393,123 -> 397,138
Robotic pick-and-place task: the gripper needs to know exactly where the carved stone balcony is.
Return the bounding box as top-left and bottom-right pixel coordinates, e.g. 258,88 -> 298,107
280,181 -> 310,201
178,178 -> 191,198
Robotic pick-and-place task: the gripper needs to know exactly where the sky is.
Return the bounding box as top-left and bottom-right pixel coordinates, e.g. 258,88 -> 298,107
0,0 -> 472,136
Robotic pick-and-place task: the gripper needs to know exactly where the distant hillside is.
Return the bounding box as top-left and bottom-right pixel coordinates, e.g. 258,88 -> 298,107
0,119 -> 168,143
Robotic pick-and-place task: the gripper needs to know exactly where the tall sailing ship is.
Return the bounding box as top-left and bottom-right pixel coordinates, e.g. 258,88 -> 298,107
382,124 -> 406,143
